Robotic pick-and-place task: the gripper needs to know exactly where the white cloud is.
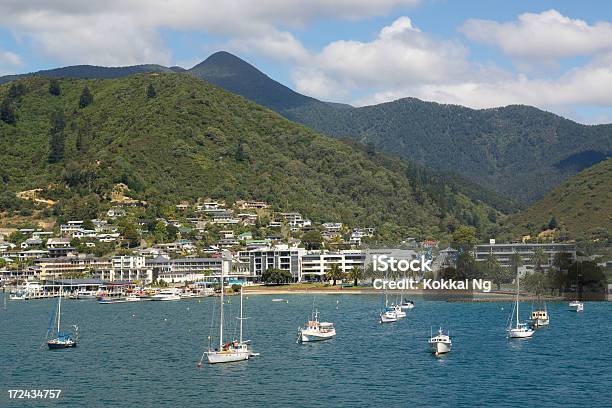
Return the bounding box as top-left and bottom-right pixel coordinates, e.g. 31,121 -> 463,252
461,9 -> 612,61
0,0 -> 420,66
293,16 -> 470,99
0,49 -> 23,75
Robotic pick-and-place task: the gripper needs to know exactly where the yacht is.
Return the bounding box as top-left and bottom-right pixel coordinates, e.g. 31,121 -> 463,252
9,281 -> 43,300
506,271 -> 534,339
47,287 -> 78,349
389,304 -> 406,318
380,309 -> 399,323
429,327 -> 452,355
203,280 -> 253,364
298,309 -> 336,342
75,290 -> 98,300
150,288 -> 181,301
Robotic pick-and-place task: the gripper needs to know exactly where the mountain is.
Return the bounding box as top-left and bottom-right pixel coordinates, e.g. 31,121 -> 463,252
0,74 -> 505,241
0,64 -> 174,84
2,51 -> 610,204
504,159 -> 612,241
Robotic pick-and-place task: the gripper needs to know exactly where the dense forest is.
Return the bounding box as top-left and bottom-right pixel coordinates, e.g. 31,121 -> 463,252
0,74 -> 506,242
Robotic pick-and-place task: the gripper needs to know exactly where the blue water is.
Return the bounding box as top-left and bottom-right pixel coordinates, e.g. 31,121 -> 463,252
1,293 -> 611,407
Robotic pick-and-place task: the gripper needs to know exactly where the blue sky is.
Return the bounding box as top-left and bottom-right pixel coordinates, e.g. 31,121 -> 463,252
1,0 -> 612,123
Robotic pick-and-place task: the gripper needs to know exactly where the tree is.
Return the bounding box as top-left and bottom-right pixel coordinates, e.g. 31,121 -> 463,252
326,263 -> 345,286
548,216 -> 558,230
261,268 -> 292,285
118,219 -> 140,248
79,86 -> 93,108
452,225 -> 477,251
146,83 -> 156,98
49,79 -> 61,96
48,109 -> 66,163
8,83 -> 26,99
530,248 -> 548,273
482,253 -> 510,290
509,251 -> 523,278
346,266 -> 364,286
0,98 -> 16,125
301,230 -> 323,250
522,271 -> 549,296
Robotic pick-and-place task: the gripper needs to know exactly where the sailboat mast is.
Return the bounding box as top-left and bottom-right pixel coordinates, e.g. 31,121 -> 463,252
57,284 -> 62,333
515,270 -> 520,327
239,286 -> 243,343
219,269 -> 224,349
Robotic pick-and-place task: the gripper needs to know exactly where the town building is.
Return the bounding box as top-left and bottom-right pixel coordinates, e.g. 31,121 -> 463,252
474,240 -> 577,272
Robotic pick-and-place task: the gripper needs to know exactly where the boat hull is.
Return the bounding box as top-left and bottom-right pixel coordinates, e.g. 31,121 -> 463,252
507,328 -> 534,338
47,340 -> 77,349
300,331 -> 336,342
429,341 -> 451,355
150,295 -> 181,301
206,351 -> 250,364
380,311 -> 398,323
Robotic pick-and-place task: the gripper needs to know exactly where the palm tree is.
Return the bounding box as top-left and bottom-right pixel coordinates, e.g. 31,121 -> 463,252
531,248 -> 548,273
346,266 -> 364,286
509,251 -> 523,278
326,264 -> 345,286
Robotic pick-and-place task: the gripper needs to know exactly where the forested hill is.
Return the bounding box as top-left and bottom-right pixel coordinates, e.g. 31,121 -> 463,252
0,74 -> 505,241
2,52 -> 609,204
504,159 -> 612,241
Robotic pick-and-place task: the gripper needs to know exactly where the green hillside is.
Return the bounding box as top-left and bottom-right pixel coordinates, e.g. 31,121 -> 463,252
504,159 -> 612,241
0,74 -> 503,241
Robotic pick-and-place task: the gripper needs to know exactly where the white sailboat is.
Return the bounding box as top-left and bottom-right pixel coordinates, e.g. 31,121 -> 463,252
205,276 -> 252,364
506,271 -> 534,339
379,290 -> 400,323
429,327 -> 452,355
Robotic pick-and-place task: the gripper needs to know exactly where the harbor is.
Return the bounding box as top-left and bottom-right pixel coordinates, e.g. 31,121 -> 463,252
1,292 -> 610,407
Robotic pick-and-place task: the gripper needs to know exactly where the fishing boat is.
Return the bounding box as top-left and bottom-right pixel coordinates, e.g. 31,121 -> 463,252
47,287 -> 78,349
204,277 -> 252,364
429,327 -> 452,356
506,271 -> 534,339
298,308 -> 336,342
150,288 -> 181,301
530,301 -> 550,327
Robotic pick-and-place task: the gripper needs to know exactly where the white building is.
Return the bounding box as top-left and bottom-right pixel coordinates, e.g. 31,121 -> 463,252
300,250 -> 366,281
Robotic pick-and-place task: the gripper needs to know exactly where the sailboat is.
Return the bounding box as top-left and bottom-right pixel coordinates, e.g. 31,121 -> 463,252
380,290 -> 400,323
506,271 -> 534,339
47,286 -> 79,349
205,277 -> 252,364
569,267 -> 584,312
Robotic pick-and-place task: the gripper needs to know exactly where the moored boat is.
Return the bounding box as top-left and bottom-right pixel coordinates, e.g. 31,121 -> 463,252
429,327 -> 452,355
298,309 -> 336,342
506,271 -> 534,339
150,288 -> 181,301
46,286 -> 78,349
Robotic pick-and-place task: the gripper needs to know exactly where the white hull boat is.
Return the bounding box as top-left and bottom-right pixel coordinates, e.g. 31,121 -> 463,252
380,310 -> 398,323
507,324 -> 535,338
569,301 -> 584,312
400,300 -> 415,310
429,327 -> 452,355
506,267 -> 534,339
298,309 -> 336,343
151,289 -> 181,301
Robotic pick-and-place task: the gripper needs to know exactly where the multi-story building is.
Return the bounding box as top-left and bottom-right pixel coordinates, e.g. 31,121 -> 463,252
300,250 -> 366,281
474,240 -> 576,272
239,245 -> 304,282
145,255 -> 232,283
36,256 -> 112,280
103,255 -> 153,283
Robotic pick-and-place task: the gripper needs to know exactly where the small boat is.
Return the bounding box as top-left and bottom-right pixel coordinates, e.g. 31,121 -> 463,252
75,290 -> 98,300
47,287 -> 78,349
272,298 -> 288,303
124,294 -> 144,302
429,327 -> 452,356
298,309 -> 336,342
530,301 -> 550,327
569,301 -> 584,312
400,299 -> 415,310
506,271 -> 534,339
150,288 -> 181,301
388,304 -> 406,318
204,277 -> 253,364
380,309 -> 399,323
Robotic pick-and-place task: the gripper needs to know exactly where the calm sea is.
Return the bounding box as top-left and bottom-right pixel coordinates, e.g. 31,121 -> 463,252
1,293 -> 610,407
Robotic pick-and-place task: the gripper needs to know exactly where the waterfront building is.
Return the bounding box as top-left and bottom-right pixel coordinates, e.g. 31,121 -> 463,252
36,256 -> 112,280
474,240 -> 576,272
238,245 -> 304,282
145,255 -> 232,283
300,250 -> 366,281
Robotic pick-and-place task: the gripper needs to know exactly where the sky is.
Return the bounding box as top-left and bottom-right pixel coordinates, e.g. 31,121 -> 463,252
1,0 -> 612,124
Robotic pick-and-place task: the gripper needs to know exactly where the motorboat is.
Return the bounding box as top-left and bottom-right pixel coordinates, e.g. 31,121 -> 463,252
429,327 -> 452,355
150,288 -> 181,301
298,309 -> 336,342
